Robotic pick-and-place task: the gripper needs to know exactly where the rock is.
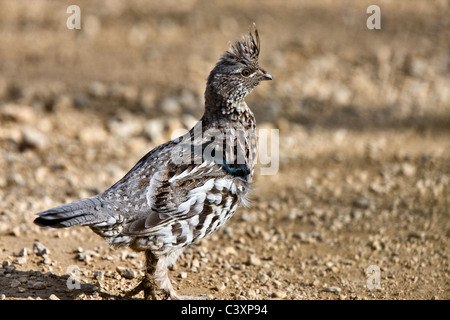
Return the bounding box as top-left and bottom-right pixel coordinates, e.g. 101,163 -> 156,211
32,282 -> 46,290
159,95 -> 181,116
128,25 -> 148,46
0,222 -> 9,235
401,163 -> 416,177
49,294 -> 60,300
76,250 -> 98,262
78,126 -> 108,144
405,57 -> 427,77
88,81 -> 108,98
257,272 -> 269,284
17,248 -> 28,257
81,283 -> 98,294
323,286 -> 341,293
369,239 -> 383,251
93,270 -> 104,281
214,282 -> 226,292
178,90 -> 200,112
33,242 -> 50,256
10,279 -> 21,288
0,104 -> 36,123
126,252 -> 138,259
246,289 -> 258,299
246,254 -> 262,266
122,85 -> 140,104
408,231 -> 425,241
42,256 -> 51,265
109,83 -> 139,104
144,118 -> 165,143
116,267 -> 136,279
332,85 -> 352,105
21,126 -> 49,150
14,257 -> 27,265
352,197 -> 370,209
191,259 -> 200,269
178,272 -> 188,279
223,246 -> 237,256
312,279 -> 320,287
108,117 -> 143,139
272,291 -> 287,299
73,94 -> 90,108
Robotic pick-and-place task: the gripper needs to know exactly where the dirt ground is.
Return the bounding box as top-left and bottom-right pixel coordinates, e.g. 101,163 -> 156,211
0,0 -> 449,300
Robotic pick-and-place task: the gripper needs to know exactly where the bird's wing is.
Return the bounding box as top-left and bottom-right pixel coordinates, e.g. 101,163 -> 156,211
122,158 -> 234,236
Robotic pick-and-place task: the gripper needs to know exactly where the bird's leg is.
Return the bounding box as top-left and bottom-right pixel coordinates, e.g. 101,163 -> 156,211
153,253 -> 180,299
123,250 -> 158,300
154,250 -> 209,300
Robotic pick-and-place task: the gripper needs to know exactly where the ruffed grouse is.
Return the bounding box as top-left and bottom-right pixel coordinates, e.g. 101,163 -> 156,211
34,25 -> 273,299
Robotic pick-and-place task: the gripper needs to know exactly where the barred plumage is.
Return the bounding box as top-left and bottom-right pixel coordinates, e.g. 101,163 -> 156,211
34,24 -> 272,299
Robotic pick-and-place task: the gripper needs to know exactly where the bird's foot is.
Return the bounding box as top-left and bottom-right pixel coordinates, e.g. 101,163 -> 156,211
123,276 -> 158,300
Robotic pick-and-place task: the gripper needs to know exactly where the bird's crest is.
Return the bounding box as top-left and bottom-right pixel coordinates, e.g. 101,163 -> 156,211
221,24 -> 260,65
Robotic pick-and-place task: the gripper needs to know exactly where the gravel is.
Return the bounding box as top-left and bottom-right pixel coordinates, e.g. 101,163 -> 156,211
0,0 -> 449,301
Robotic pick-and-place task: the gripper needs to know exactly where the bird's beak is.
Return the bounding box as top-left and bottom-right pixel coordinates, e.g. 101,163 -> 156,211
257,68 -> 273,81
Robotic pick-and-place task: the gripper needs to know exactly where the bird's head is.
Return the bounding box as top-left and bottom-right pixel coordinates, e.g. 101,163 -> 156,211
206,25 -> 273,107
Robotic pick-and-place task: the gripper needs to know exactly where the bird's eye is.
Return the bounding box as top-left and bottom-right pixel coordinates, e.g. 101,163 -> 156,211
241,69 -> 251,77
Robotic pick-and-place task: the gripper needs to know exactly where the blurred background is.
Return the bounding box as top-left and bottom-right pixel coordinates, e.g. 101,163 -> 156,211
0,0 -> 449,300
0,0 -> 448,127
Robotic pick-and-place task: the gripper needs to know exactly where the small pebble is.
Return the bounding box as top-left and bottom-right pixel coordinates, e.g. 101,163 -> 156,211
33,242 -> 50,256
323,286 -> 341,293
14,256 -> 27,265
93,270 -> 104,281
21,126 -> 49,150
401,163 -> 416,177
272,291 -> 287,299
77,250 -> 99,262
247,254 -> 262,266
352,197 -> 370,209
408,231 -> 425,240
116,267 -> 136,279
10,279 -> 21,288
214,282 -> 226,292
18,248 -> 28,257
32,282 -> 46,290
257,272 -> 269,284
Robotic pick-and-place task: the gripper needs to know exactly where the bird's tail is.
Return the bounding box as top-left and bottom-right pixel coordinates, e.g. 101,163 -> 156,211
34,196 -> 103,228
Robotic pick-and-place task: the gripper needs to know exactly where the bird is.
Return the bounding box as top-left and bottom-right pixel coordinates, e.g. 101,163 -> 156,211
34,24 -> 273,300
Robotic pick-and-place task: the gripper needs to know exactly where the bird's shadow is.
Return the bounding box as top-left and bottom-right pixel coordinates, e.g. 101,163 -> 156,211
0,268 -> 122,300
